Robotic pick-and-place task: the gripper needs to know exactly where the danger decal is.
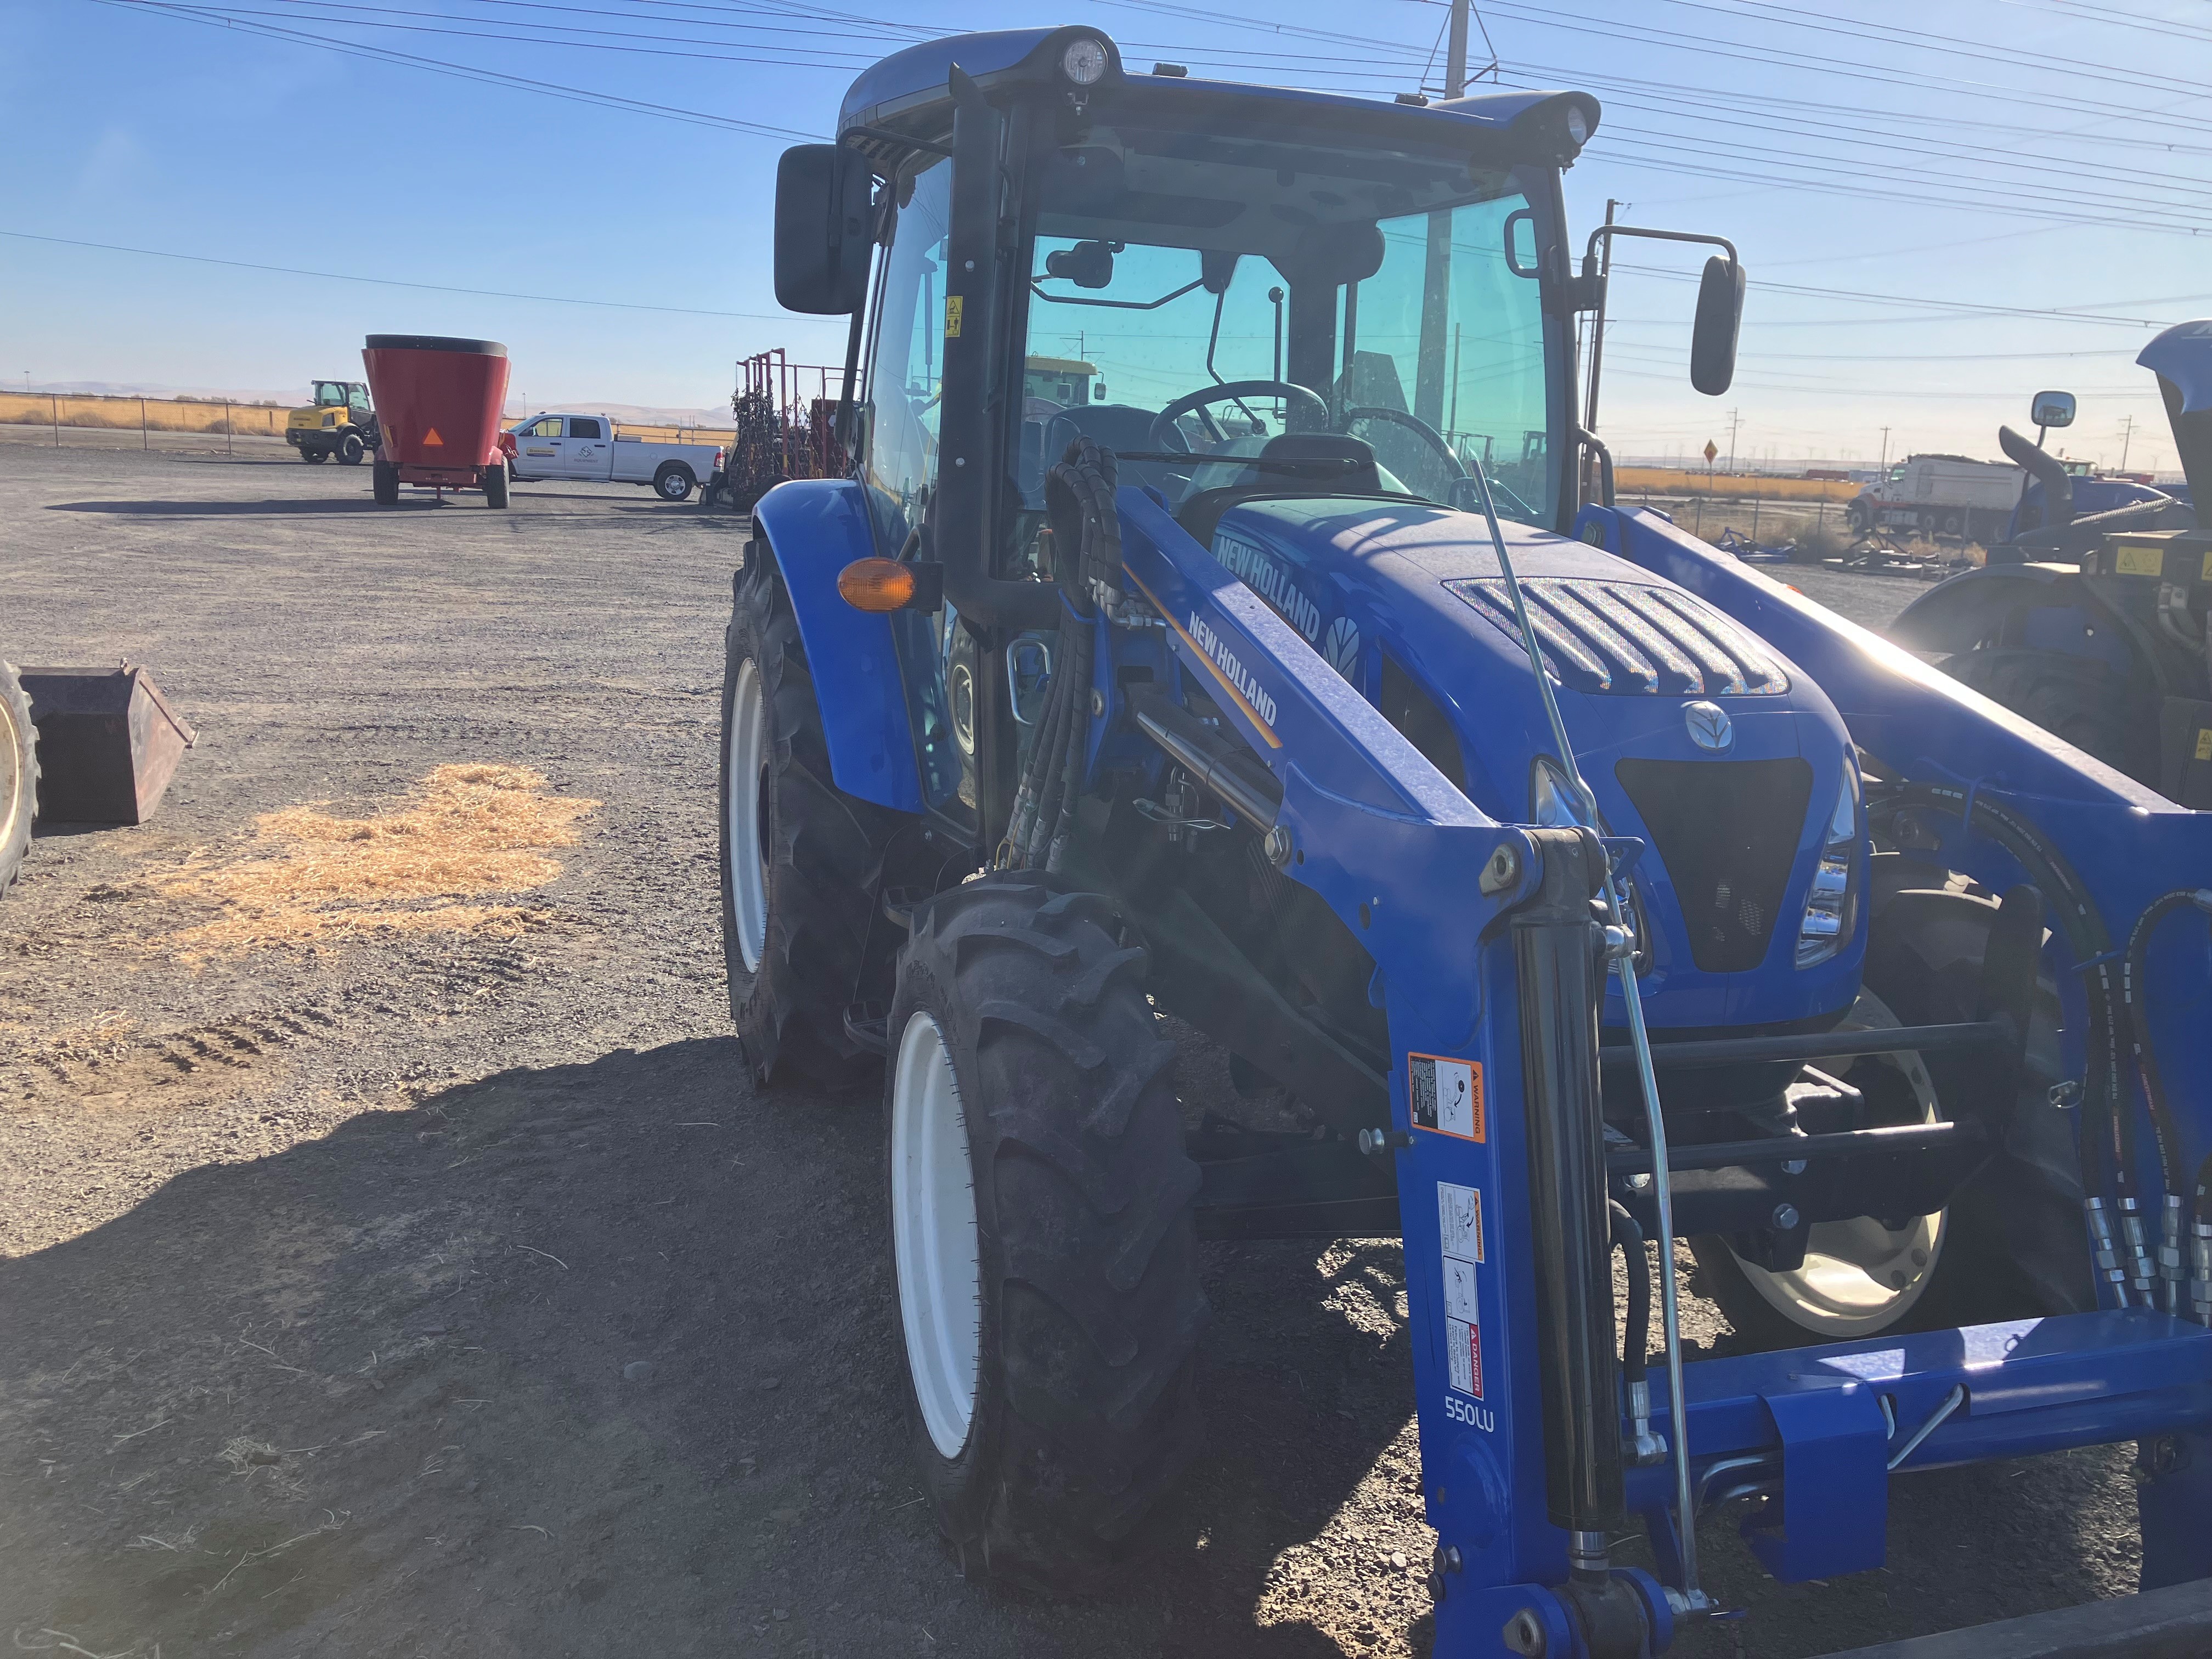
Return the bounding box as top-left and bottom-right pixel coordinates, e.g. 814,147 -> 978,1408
1438,1181 -> 1486,1401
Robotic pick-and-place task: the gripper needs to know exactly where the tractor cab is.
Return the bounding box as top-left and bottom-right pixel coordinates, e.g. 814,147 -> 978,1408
310,379 -> 373,417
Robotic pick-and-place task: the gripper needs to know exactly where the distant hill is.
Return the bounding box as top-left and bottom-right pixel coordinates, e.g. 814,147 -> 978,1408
22,383 -> 733,425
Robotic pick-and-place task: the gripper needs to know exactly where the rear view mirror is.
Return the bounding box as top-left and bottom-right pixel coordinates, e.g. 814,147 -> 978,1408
2032,390 -> 2076,430
774,144 -> 873,315
1690,255 -> 1744,397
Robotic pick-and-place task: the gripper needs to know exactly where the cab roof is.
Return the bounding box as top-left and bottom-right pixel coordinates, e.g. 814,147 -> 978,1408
838,26 -> 1598,164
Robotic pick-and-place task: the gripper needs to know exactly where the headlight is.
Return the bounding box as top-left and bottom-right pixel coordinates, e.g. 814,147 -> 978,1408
1796,761 -> 1861,968
1564,105 -> 1589,148
1060,36 -> 1109,85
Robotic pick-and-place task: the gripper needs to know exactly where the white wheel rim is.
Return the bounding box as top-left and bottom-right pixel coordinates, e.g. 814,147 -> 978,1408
1729,989 -> 1948,1337
891,1011 -> 983,1460
727,658 -> 770,973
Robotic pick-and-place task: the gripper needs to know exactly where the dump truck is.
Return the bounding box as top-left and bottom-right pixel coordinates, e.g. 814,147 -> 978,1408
284,378 -> 378,465
718,27 -> 2212,1656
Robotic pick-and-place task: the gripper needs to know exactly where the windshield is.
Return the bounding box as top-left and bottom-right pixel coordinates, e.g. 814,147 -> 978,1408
1012,119 -> 1555,529
314,381 -> 349,406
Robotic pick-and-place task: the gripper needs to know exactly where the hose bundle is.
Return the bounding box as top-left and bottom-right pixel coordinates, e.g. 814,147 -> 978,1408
998,438 -> 1118,872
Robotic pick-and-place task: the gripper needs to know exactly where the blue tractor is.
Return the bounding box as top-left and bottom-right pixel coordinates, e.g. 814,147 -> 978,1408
723,29 -> 2212,1655
1894,324 -> 2212,802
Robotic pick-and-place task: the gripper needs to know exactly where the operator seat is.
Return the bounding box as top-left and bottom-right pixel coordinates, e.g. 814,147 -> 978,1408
1175,433 -> 1385,547
1026,404 -> 1186,496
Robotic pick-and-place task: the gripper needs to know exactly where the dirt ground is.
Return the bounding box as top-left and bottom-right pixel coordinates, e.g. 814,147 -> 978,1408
0,443 -> 2140,1659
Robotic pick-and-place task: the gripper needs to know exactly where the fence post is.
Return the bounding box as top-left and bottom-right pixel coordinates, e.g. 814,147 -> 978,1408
52,393 -> 59,447
225,400 -> 233,456
142,397 -> 148,450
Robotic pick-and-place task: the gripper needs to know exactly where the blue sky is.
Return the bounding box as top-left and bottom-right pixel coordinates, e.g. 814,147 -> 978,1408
2,0 -> 2206,467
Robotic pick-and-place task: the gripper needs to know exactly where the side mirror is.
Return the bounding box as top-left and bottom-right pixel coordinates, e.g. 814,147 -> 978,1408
1690,255 -> 1745,397
775,144 -> 873,315
2032,390 -> 2076,429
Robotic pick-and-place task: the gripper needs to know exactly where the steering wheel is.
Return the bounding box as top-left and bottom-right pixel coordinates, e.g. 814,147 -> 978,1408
1340,404 -> 1466,478
1148,380 -> 1330,452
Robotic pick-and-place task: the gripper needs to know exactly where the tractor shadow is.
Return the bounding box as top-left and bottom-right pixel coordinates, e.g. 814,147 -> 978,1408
0,1035 -> 1443,1658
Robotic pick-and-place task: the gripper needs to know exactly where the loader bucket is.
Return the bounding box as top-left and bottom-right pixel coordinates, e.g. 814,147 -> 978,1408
19,664 -> 196,826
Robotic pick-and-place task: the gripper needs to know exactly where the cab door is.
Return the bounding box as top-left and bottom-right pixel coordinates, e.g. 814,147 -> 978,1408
514,416 -> 564,477
564,415 -> 611,478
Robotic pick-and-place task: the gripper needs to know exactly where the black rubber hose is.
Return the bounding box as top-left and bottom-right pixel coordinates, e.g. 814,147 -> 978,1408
1609,1199 -> 1650,1383
2122,891 -> 2202,1198
1876,781 -> 2130,1199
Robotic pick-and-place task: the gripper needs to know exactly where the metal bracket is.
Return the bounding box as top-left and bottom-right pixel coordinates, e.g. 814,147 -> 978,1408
1740,1386 -> 1890,1582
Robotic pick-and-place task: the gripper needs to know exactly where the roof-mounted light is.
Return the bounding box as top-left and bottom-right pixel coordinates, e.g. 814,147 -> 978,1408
1060,36 -> 1109,86
1564,104 -> 1589,148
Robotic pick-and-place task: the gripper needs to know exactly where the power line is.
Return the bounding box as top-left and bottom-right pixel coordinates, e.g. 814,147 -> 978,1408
0,228 -> 795,319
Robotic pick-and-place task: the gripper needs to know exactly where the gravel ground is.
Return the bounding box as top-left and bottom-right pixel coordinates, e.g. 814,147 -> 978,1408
0,444 -> 2137,1659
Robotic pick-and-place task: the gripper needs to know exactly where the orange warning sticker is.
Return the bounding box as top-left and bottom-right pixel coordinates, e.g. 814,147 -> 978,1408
422,427 -> 445,447
1409,1052 -> 1484,1141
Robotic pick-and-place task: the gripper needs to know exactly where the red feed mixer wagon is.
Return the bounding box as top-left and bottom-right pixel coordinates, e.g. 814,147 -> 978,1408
363,334 -> 515,508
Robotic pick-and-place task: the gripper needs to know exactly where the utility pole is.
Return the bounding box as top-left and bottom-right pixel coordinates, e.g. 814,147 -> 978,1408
1878,426 -> 1892,476
1726,407 -> 1741,472
1413,0 -> 1470,431
2119,414 -> 2135,472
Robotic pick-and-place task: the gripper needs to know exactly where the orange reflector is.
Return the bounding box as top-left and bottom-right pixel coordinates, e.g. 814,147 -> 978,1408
838,558 -> 918,612
422,427 -> 445,447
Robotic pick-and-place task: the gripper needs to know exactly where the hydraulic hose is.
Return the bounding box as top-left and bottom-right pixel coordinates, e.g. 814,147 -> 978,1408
1609,1200 -> 1650,1382
2124,889 -> 2212,1311
2192,1152 -> 2212,1327
1873,778 -> 2164,1305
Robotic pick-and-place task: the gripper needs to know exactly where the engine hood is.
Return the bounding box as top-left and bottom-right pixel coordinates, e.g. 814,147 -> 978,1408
1203,494 -> 1863,1024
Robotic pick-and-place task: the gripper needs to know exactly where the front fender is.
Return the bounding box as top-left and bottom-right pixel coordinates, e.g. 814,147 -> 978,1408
1889,563 -> 2076,653
751,479 -> 923,813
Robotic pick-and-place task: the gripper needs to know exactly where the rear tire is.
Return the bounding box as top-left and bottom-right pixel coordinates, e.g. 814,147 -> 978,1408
372,456 -> 399,506
304,448 -> 329,464
1694,884 -> 2087,1350
338,433 -> 365,465
655,462 -> 695,502
483,461 -> 510,509
889,875 -> 1207,1593
0,664 -> 38,898
1944,646 -> 2134,774
719,542 -> 902,1085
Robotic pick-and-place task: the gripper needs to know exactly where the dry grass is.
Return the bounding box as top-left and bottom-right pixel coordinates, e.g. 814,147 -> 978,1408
159,765 -> 599,958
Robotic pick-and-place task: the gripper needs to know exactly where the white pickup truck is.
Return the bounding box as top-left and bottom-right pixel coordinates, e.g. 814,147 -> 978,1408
505,413 -> 725,501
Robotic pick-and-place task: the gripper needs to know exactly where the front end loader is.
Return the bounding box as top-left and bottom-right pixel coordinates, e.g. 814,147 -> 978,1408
717,29 -> 2212,1655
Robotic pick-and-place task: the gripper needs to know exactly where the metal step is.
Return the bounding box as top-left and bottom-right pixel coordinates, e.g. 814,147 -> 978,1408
1813,1578 -> 2212,1659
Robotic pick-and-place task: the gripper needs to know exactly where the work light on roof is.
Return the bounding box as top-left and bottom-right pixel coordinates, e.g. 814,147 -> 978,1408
1060,36 -> 1109,85
1564,105 -> 1589,148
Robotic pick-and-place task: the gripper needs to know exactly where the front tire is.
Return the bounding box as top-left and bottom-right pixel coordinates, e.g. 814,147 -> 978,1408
889,876 -> 1207,1593
1694,884 -> 2086,1349
0,664 -> 38,898
718,545 -> 901,1085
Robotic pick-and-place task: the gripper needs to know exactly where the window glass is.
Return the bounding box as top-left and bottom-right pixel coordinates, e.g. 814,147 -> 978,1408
864,157 -> 952,556
570,417 -> 602,440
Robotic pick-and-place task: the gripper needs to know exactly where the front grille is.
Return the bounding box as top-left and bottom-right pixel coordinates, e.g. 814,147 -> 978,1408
1616,758 -> 1812,973
1444,578 -> 1789,696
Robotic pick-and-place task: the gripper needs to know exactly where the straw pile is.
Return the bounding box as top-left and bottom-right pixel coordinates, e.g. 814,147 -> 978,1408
161,764 -> 599,957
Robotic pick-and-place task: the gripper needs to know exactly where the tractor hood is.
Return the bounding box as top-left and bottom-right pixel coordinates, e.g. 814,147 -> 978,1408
1197,495 -> 1864,1024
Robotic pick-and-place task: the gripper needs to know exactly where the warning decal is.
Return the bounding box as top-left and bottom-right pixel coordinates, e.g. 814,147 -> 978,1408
2197,729 -> 2212,763
1438,1182 -> 1483,1263
422,427 -> 445,447
945,295 -> 964,338
1409,1053 -> 1484,1141
1437,1180 -> 1486,1401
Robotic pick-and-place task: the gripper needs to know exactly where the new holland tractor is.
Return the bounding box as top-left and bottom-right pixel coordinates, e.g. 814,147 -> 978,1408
1894,326 -> 2211,806
720,27 -> 2212,1656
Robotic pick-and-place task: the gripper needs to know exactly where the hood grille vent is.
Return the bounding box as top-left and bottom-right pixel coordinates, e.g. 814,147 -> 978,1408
1444,577 -> 1790,696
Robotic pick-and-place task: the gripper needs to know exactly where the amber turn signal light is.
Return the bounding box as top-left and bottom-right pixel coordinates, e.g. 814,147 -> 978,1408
836,558 -> 941,613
